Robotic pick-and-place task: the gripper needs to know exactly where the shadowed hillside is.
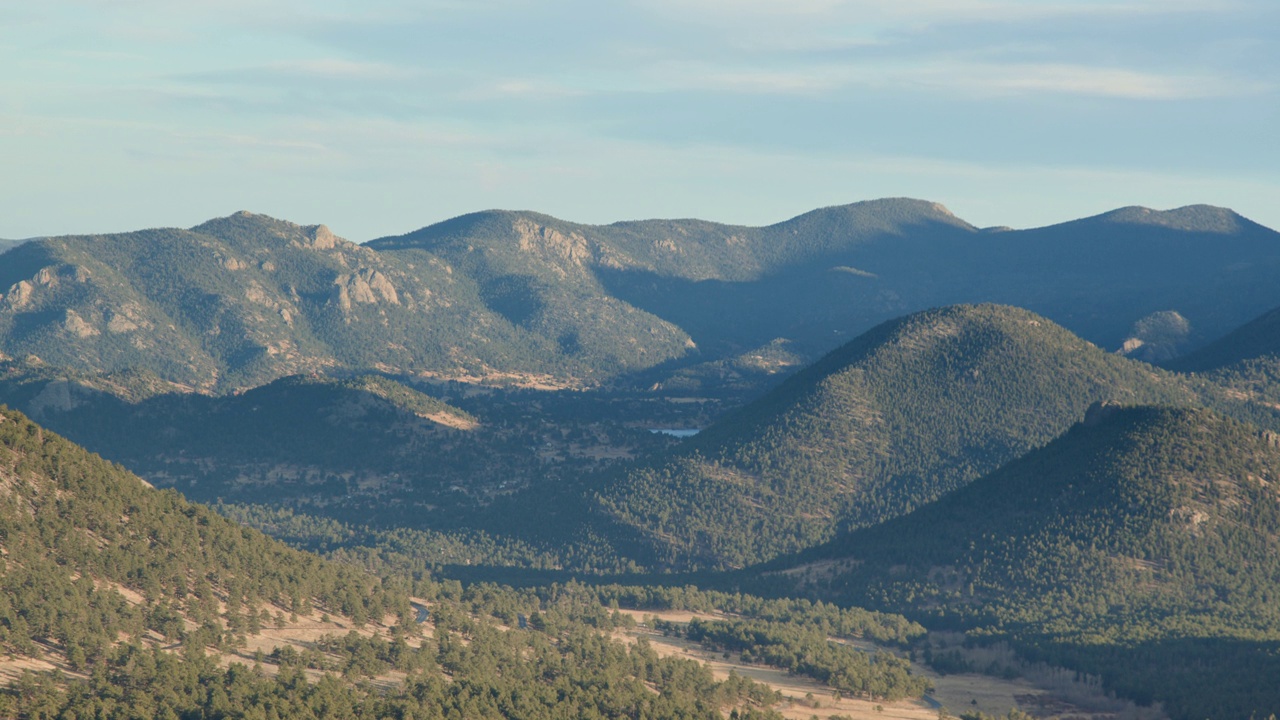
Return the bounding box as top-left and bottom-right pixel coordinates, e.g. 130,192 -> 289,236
1169,303 -> 1280,373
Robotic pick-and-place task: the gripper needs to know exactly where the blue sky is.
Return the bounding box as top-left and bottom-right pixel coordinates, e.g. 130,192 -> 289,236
2,0 -> 1277,240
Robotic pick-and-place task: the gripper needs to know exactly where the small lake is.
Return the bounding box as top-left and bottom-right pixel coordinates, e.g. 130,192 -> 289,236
648,428 -> 701,438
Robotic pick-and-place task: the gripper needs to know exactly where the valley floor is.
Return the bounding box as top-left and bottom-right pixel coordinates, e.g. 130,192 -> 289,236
613,609 -> 1163,720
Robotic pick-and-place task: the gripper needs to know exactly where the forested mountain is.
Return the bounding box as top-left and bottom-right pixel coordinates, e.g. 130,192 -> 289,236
4,200 -> 1279,394
768,404 -> 1280,719
375,200 -> 1280,370
0,369 -> 483,510
589,305 -> 1193,570
0,405 -> 408,667
0,406 -> 936,719
5,197 -> 1280,716
0,212 -> 688,392
10,298 -> 1280,584
0,365 -> 680,530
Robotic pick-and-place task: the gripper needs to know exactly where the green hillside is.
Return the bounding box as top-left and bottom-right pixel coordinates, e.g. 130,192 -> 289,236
0,212 -> 686,392
590,305 -> 1193,570
0,406 -> 407,666
771,405 -> 1280,719
0,368 -> 498,514
0,406 -> 938,720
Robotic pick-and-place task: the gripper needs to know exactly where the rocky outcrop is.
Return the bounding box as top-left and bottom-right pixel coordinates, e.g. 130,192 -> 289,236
513,219 -> 594,268
63,310 -> 99,338
308,225 -> 340,250
4,280 -> 34,310
1117,310 -> 1191,363
1083,400 -> 1124,427
330,269 -> 401,312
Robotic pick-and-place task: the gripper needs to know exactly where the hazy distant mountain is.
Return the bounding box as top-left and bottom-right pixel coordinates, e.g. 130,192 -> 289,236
1155,302 -> 1280,438
773,404 -> 1280,720
378,199 -> 1280,374
370,199 -> 982,361
1168,303 -> 1280,373
4,200 -> 1279,393
589,305 -> 1193,570
369,199 -> 973,284
606,203 -> 1280,361
0,237 -> 29,254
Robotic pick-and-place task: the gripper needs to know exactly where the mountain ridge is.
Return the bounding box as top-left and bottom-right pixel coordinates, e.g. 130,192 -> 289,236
5,198 -> 1280,395
1067,203 -> 1259,233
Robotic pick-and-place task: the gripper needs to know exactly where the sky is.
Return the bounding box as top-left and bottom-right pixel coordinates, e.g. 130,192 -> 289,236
1,0 -> 1277,240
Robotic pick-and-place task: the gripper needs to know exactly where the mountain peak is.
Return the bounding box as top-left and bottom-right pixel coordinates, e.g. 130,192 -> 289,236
772,197 -> 975,233
1087,204 -> 1252,234
192,211 -> 349,250
366,209 -> 577,251
599,303 -> 1186,569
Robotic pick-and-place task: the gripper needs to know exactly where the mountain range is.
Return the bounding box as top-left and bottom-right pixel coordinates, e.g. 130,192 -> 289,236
12,299 -> 1280,580
4,199 -> 1280,393
164,300 -> 1280,581
7,198 -> 1280,718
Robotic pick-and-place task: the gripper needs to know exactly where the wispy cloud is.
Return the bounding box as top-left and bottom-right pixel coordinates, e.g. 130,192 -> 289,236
3,0 -> 1277,240
480,79 -> 588,99
897,62 -> 1269,100
174,131 -> 329,153
641,0 -> 1237,26
642,59 -> 1264,100
178,58 -> 417,85
266,59 -> 414,81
